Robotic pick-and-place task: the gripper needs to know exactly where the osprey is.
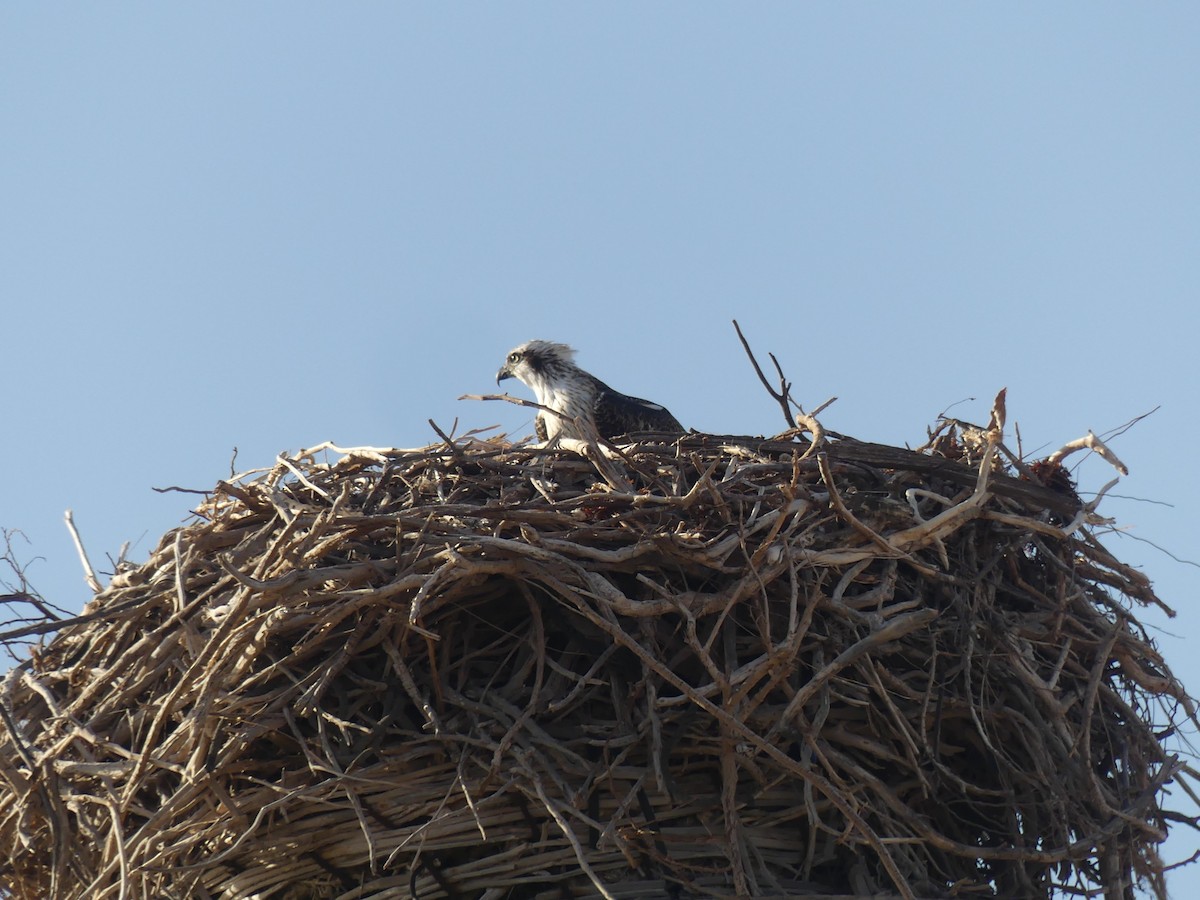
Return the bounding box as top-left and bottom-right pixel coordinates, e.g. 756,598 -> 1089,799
496,340 -> 684,442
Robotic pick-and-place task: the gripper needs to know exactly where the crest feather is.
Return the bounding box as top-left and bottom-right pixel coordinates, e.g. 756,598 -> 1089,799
514,340 -> 577,364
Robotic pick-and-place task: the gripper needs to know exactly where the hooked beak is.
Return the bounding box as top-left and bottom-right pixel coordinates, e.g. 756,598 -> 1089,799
496,365 -> 513,385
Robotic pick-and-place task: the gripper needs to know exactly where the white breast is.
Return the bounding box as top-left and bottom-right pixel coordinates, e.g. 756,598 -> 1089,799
528,379 -> 592,439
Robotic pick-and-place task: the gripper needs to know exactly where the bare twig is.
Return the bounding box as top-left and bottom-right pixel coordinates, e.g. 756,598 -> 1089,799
64,509 -> 102,594
460,392 -> 567,429
732,319 -> 797,429
1101,406 -> 1160,442
427,418 -> 464,459
1048,430 -> 1130,476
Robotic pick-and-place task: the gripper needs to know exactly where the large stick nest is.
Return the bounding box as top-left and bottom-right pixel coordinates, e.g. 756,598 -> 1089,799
1,421 -> 1196,899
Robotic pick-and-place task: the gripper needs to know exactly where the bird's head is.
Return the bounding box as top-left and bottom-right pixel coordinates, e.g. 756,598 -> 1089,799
496,340 -> 578,389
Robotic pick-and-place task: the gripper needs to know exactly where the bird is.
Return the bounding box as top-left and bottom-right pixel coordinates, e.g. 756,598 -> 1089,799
495,340 -> 684,442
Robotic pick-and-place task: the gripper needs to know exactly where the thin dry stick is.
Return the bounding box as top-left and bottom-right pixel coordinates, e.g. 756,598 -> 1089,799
460,392 -> 569,435
1048,430 -> 1130,476
531,775 -> 617,900
732,318 -> 797,429
64,509 -> 102,594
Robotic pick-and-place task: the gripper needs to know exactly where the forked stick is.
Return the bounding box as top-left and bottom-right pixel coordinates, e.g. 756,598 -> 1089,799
733,319 -> 797,429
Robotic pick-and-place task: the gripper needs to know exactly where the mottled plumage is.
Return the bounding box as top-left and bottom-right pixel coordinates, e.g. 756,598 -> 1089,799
495,340 -> 684,441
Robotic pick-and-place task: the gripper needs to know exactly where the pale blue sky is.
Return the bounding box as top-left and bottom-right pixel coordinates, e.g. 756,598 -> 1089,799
3,5 -> 1198,894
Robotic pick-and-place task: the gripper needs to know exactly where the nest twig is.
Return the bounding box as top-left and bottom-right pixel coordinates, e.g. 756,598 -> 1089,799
0,421 -> 1195,899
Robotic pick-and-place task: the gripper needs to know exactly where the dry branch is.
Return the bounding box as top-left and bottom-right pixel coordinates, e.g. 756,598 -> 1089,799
733,319 -> 801,429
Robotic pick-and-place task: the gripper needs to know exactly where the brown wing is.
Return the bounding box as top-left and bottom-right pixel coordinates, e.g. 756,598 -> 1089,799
592,385 -> 683,439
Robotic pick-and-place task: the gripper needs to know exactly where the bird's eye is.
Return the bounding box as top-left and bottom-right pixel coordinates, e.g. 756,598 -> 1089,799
508,352 -> 521,363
